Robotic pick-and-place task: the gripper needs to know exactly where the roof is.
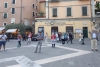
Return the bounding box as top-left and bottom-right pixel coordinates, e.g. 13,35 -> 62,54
6,29 -> 17,33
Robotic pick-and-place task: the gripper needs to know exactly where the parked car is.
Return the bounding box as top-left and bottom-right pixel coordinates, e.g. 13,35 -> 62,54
31,34 -> 38,41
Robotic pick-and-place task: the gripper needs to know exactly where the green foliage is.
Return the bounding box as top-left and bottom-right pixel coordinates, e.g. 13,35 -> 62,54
95,2 -> 100,10
5,23 -> 33,34
39,12 -> 45,17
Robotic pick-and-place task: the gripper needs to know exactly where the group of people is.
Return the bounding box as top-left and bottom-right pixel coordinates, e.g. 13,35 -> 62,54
0,29 -> 99,52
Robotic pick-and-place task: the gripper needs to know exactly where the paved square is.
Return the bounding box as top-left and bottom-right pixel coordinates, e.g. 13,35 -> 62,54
0,39 -> 100,67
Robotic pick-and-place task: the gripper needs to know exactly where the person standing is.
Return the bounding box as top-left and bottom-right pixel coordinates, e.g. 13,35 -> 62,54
90,30 -> 98,51
44,32 -> 48,45
67,32 -> 73,44
61,33 -> 65,44
18,33 -> 22,47
51,33 -> 56,48
27,32 -> 32,45
0,32 -> 7,52
34,32 -> 44,53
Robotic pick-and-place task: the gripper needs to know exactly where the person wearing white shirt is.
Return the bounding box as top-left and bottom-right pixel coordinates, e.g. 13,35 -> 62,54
91,30 -> 98,51
0,32 -> 7,52
44,33 -> 48,45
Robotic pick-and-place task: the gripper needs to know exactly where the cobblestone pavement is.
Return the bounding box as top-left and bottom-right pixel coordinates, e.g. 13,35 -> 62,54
0,39 -> 100,67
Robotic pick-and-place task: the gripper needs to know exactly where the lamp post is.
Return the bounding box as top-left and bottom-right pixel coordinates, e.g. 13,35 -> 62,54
32,21 -> 35,34
20,0 -> 22,24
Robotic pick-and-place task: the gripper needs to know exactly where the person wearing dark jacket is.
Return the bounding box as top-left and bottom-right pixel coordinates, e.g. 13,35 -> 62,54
67,32 -> 73,44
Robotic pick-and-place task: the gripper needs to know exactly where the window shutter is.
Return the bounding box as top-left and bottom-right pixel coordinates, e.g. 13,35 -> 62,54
4,13 -> 7,19
67,8 -> 71,16
12,8 -> 15,14
33,4 -> 34,8
5,3 -> 7,8
53,8 -> 57,17
82,7 -> 87,16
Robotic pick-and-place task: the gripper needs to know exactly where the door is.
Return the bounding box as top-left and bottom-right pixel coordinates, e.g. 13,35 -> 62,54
51,27 -> 58,35
38,27 -> 44,36
83,27 -> 88,38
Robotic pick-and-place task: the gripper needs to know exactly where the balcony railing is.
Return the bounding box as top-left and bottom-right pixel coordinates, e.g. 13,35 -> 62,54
50,0 -> 60,2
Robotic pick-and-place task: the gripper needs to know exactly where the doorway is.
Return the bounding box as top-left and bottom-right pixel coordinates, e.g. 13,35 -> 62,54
83,27 -> 88,38
51,27 -> 58,35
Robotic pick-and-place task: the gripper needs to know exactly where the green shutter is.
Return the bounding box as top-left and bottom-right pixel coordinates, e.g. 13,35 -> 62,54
53,8 -> 57,17
5,3 -> 7,8
67,8 -> 71,16
4,13 -> 7,19
82,7 -> 87,16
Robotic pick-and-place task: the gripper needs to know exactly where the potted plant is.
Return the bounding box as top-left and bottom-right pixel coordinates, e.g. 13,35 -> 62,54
95,2 -> 100,14
39,12 -> 45,17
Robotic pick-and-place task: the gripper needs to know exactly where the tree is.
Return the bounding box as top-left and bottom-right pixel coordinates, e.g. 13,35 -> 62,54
5,23 -> 33,34
95,2 -> 100,10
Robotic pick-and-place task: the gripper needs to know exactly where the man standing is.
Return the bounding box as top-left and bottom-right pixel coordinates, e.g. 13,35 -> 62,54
0,32 -> 7,52
67,32 -> 73,44
34,32 -> 44,53
91,30 -> 98,51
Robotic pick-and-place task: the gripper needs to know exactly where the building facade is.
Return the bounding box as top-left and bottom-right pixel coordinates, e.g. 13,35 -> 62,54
35,0 -> 96,39
0,0 -> 39,27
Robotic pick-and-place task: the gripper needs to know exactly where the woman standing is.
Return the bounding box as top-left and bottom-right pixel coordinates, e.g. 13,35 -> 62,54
51,33 -> 56,48
44,32 -> 48,45
18,33 -> 22,47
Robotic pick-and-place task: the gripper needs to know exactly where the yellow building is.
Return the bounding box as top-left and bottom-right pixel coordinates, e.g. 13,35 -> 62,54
35,0 -> 95,39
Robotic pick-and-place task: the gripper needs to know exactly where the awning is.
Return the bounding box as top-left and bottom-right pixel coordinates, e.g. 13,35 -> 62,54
6,29 -> 17,33
0,27 -> 5,31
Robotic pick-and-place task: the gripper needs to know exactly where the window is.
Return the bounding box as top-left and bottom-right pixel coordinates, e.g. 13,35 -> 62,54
12,0 -> 15,4
67,7 -> 72,16
33,12 -> 35,16
33,4 -> 34,8
45,2 -> 46,7
36,0 -> 38,2
36,13 -> 37,16
12,23 -> 14,25
3,13 -> 7,19
82,6 -> 87,16
52,8 -> 57,17
3,22 -> 7,26
36,6 -> 37,10
12,8 -> 15,14
4,3 -> 8,8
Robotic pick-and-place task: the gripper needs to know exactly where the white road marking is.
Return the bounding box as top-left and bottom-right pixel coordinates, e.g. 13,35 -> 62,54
6,44 -> 49,50
7,65 -> 21,67
0,43 -> 92,67
0,56 -> 41,67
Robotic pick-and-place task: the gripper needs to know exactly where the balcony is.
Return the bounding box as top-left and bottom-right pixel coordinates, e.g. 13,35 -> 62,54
50,0 -> 60,2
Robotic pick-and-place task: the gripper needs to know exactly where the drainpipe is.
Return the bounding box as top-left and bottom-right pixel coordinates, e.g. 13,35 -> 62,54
46,0 -> 49,19
91,0 -> 95,29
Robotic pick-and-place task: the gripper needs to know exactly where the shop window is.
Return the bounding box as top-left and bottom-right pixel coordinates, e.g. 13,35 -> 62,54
38,27 -> 44,36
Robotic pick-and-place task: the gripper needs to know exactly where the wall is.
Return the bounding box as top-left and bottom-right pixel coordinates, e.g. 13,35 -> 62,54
49,1 -> 91,19
35,20 -> 94,39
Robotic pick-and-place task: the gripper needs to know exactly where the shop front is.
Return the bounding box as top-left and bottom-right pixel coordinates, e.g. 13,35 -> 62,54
35,20 -> 93,39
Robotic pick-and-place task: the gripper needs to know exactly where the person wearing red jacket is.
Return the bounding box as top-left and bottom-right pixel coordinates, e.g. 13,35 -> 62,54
51,33 -> 56,48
